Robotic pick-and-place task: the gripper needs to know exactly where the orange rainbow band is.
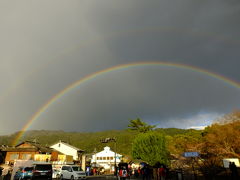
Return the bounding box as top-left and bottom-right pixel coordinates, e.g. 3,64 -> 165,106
12,61 -> 240,145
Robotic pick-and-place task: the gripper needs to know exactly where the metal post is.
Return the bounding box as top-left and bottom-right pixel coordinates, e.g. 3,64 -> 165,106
192,157 -> 197,180
114,139 -> 117,176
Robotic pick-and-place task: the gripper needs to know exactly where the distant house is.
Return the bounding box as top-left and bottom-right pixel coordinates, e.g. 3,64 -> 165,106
3,141 -> 52,165
91,146 -> 122,171
50,140 -> 84,162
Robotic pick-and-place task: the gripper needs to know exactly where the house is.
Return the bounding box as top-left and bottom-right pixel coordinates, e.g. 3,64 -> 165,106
2,141 -> 52,165
50,140 -> 84,162
91,146 -> 122,171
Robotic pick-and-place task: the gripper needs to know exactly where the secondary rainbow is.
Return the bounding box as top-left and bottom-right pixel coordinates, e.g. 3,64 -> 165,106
12,61 -> 240,145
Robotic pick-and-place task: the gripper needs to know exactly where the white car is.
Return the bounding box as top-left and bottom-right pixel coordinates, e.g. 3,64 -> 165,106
60,165 -> 86,180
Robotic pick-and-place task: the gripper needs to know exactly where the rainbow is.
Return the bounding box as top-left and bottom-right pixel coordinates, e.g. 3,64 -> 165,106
2,27 -> 238,104
12,61 -> 240,145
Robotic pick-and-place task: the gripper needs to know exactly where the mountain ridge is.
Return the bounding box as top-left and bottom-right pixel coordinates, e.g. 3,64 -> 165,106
0,128 -> 202,156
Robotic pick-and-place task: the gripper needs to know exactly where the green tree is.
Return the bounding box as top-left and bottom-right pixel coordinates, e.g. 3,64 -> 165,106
128,118 -> 156,133
132,131 -> 169,166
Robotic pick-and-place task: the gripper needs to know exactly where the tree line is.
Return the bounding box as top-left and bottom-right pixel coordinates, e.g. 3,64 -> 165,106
128,111 -> 240,178
0,111 -> 239,177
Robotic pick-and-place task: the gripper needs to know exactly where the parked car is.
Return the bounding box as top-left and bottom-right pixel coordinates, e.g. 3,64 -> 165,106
32,163 -> 52,180
60,165 -> 86,179
14,166 -> 33,180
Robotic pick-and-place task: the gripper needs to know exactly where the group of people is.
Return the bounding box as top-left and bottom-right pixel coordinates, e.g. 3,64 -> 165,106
117,164 -> 167,180
85,167 -> 106,176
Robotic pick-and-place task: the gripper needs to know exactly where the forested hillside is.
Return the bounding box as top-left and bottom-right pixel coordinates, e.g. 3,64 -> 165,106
0,128 -> 201,157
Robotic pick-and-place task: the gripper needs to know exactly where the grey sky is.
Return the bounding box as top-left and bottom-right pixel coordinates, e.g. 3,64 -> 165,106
0,0 -> 240,135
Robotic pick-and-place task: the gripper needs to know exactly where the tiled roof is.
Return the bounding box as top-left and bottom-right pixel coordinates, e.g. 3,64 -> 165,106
2,141 -> 53,153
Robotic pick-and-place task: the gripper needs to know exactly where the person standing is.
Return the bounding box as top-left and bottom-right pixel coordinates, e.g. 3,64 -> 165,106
142,166 -> 150,180
158,165 -> 166,180
1,168 -> 8,180
4,169 -> 11,180
0,167 -> 3,180
141,167 -> 146,180
230,162 -> 239,180
93,168 -> 96,176
134,168 -> 139,178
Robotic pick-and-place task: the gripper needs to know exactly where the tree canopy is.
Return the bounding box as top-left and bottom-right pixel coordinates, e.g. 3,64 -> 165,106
201,120 -> 240,159
132,131 -> 169,166
127,118 -> 156,133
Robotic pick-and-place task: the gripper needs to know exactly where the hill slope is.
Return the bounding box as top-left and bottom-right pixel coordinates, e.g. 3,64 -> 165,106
0,128 -> 201,156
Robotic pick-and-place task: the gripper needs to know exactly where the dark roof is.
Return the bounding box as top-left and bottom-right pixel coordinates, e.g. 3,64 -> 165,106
2,141 -> 53,153
15,140 -> 40,147
2,147 -> 52,153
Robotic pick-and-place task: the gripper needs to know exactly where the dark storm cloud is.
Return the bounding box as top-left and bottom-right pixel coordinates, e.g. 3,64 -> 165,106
0,0 -> 240,134
31,68 -> 240,131
84,0 -> 240,79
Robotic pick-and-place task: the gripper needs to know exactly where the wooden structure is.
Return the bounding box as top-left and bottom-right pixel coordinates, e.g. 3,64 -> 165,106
3,141 -> 52,164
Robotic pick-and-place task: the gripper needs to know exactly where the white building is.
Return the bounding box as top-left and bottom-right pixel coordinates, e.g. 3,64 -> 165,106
91,146 -> 122,170
50,141 -> 84,161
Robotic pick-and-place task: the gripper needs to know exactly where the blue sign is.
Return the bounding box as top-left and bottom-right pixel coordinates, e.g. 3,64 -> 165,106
183,152 -> 199,157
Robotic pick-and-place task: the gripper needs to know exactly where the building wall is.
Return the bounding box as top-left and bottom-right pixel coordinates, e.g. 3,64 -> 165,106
91,147 -> 122,169
50,142 -> 78,160
34,154 -> 73,164
34,154 -> 51,162
5,151 -> 38,164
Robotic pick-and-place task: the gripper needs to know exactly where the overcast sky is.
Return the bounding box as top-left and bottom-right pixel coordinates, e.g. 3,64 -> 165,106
1,0 -> 240,135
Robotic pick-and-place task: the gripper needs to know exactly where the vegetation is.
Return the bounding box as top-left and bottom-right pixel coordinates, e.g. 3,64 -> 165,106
0,110 -> 239,177
132,131 -> 169,166
0,128 -> 197,157
194,112 -> 240,177
127,118 -> 156,133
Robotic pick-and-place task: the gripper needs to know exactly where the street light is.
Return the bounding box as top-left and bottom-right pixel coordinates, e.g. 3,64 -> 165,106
100,137 -> 117,176
93,148 -> 97,168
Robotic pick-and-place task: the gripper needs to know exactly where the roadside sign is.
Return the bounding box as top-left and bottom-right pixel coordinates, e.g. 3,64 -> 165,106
183,152 -> 199,157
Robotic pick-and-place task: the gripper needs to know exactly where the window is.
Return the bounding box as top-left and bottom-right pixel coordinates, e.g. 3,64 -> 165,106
110,157 -> 114,160
34,164 -> 52,171
103,157 -> 106,160
62,166 -> 68,170
107,157 -> 110,160
100,157 -> 102,160
22,154 -> 32,160
10,154 -> 19,160
72,166 -> 82,171
24,167 -> 33,171
17,167 -> 23,172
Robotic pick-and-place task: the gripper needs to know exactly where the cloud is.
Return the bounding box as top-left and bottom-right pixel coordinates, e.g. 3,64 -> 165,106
0,0 -> 240,135
188,126 -> 207,130
155,111 -> 223,129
